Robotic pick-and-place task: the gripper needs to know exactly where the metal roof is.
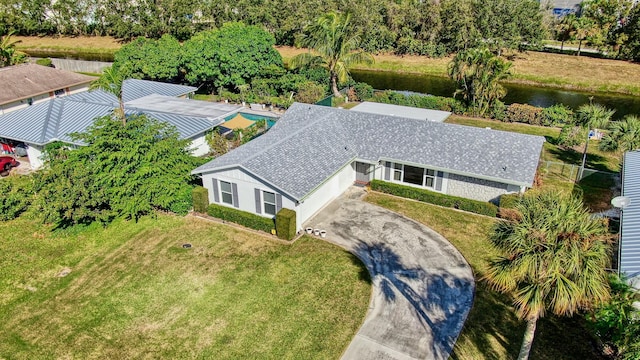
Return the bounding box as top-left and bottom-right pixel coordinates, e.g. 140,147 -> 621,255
126,94 -> 240,119
350,101 -> 452,122
621,151 -> 640,283
193,103 -> 545,200
0,80 -> 231,145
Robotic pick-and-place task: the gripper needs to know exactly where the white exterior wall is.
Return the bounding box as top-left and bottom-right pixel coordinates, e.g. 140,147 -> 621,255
296,163 -> 355,230
200,167 -> 296,217
0,84 -> 90,115
26,144 -> 44,169
446,173 -> 520,202
188,134 -> 210,157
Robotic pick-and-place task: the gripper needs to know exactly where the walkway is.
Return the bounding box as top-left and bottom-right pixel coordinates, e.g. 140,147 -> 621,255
308,189 -> 475,360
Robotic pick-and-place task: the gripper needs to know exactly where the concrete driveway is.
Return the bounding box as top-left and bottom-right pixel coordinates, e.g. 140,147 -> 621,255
307,189 -> 475,360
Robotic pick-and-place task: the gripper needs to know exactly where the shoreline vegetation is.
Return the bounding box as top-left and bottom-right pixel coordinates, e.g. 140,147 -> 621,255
14,35 -> 640,96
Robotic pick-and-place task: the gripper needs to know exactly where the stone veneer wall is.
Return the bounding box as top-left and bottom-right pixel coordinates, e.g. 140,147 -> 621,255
446,173 -> 518,202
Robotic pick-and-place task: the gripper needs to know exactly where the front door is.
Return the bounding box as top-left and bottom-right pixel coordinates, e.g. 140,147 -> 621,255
355,162 -> 373,184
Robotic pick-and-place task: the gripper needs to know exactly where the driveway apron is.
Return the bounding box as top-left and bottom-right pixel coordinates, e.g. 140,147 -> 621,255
308,190 -> 475,360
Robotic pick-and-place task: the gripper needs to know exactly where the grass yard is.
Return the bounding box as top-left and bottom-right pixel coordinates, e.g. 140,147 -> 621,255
365,192 -> 604,360
0,215 -> 370,359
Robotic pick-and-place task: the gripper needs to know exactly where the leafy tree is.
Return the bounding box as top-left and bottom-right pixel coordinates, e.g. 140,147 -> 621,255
439,0 -> 478,52
294,81 -> 327,103
183,22 -> 284,91
600,115 -> 640,152
485,191 -> 611,360
0,31 -> 27,67
289,11 -> 374,97
35,114 -> 199,226
556,14 -> 579,52
89,66 -> 126,125
113,34 -> 183,83
619,1 -> 640,61
588,275 -> 640,359
448,48 -> 512,116
205,130 -> 229,158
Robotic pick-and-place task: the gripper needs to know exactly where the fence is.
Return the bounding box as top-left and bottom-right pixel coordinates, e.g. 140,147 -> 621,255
541,160 -> 618,184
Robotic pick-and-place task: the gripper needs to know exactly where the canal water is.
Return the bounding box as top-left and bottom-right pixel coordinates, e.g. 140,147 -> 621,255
351,69 -> 640,120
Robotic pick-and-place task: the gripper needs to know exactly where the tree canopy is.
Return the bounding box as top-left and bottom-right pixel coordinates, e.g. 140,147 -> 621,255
35,114 -> 200,227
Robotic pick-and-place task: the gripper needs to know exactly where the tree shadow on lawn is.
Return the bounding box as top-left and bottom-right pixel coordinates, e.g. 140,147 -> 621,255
545,146 -> 613,172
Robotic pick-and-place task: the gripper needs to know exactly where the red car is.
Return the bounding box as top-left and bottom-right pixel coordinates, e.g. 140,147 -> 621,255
0,155 -> 18,174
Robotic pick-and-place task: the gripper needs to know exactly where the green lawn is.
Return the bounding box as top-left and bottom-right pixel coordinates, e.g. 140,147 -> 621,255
365,193 -> 603,360
0,215 -> 370,359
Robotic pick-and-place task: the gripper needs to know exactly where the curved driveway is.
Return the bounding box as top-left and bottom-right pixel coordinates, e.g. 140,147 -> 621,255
308,190 -> 475,360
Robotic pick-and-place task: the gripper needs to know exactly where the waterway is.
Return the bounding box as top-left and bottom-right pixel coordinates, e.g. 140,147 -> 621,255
351,69 -> 640,120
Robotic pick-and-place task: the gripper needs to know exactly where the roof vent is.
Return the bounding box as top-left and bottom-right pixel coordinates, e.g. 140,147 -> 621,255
502,166 -> 508,171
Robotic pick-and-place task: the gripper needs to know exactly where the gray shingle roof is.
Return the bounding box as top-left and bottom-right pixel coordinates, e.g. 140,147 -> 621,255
621,151 -> 640,281
0,80 -> 231,145
193,103 -> 545,200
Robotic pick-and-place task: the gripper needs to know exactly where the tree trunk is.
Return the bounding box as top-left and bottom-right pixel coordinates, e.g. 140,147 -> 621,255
517,317 -> 538,360
577,40 -> 583,56
119,100 -> 126,126
561,40 -> 564,52
331,73 -> 342,98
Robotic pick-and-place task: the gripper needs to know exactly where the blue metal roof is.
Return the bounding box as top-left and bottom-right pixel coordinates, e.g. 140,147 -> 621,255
621,151 -> 640,282
0,80 -> 232,145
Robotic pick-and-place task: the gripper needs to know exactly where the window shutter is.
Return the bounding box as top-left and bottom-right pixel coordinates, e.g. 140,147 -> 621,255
435,171 -> 444,191
384,162 -> 390,181
232,183 -> 239,208
212,178 -> 220,203
276,194 -> 283,212
254,189 -> 262,214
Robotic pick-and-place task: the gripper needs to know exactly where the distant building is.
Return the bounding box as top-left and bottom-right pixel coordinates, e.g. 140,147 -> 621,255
540,0 -> 582,16
0,63 -> 95,115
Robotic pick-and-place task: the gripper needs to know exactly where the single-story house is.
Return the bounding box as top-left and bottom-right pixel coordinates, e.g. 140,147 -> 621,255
0,79 -> 241,168
620,150 -> 640,289
192,103 -> 546,231
350,101 -> 451,122
0,63 -> 95,115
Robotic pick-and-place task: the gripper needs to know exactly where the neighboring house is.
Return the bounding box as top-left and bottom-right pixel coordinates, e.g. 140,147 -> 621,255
0,63 -> 94,115
193,103 -> 546,231
350,101 -> 451,122
0,79 -> 241,168
620,150 -> 640,289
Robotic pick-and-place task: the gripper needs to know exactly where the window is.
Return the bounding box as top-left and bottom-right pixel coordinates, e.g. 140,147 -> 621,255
220,181 -> 233,205
403,165 -> 424,186
393,163 -> 402,181
54,89 -> 66,97
263,191 -> 276,215
424,169 -> 436,188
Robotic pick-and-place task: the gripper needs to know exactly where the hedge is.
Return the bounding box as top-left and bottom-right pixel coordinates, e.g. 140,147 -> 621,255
370,180 -> 498,217
505,103 -> 543,125
275,208 -> 297,240
192,186 -> 209,213
207,204 -> 275,233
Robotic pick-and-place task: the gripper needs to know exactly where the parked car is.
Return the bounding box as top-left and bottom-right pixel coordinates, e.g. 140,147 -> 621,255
0,155 -> 18,174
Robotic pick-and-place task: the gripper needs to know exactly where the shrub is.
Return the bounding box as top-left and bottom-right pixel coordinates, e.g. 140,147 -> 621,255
505,103 -> 543,125
352,82 -> 374,101
370,180 -> 498,217
275,208 -> 296,240
295,81 -> 327,104
541,104 -> 574,126
558,124 -> 586,147
192,186 -> 209,213
35,58 -> 53,67
0,175 -> 33,220
490,100 -> 507,121
207,204 -> 275,233
499,193 -> 522,209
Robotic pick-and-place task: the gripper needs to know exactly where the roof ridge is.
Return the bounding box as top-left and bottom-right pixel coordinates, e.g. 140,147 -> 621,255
233,104 -> 335,165
39,99 -> 57,144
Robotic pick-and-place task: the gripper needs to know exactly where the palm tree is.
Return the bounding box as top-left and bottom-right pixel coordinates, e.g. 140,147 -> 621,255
289,11 -> 374,98
485,191 -> 611,360
575,103 -> 615,178
599,115 -> 640,153
557,14 -> 578,52
0,31 -> 27,67
90,66 -> 126,125
448,48 -> 512,116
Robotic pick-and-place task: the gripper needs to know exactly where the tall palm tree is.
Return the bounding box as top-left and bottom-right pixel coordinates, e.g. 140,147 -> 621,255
0,31 -> 27,67
575,103 -> 615,178
289,11 -> 374,98
485,191 -> 611,360
448,48 -> 512,116
599,115 -> 640,153
90,66 -> 126,125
